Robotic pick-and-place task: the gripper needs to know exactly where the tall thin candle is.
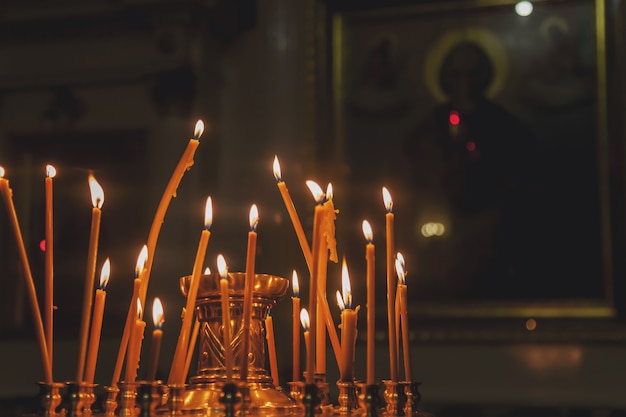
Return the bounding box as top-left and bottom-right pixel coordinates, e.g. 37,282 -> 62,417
337,260 -> 359,382
265,312 -> 280,388
76,175 -> 104,382
395,256 -> 412,382
182,317 -> 200,383
125,299 -> 146,383
44,164 -> 56,371
362,220 -> 376,385
0,168 -> 52,383
140,121 -> 205,309
291,270 -> 301,382
382,186 -> 398,382
84,259 -> 110,383
241,204 -> 258,381
146,297 -> 165,382
169,196 -> 212,385
300,308 -> 311,378
217,254 -> 234,380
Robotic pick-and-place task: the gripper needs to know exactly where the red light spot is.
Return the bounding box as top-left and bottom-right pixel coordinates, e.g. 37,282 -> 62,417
449,111 -> 460,126
466,141 -> 476,152
40,239 -> 46,252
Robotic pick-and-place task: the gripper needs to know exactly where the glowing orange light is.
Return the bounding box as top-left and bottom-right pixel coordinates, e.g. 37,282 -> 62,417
88,175 -> 104,209
249,204 -> 259,231
306,180 -> 325,204
135,245 -> 149,278
449,111 -> 460,126
0,166 -> 5,178
46,165 -> 57,178
136,299 -> 143,320
194,120 -> 205,140
382,187 -> 393,213
204,267 -> 211,275
341,258 -> 352,309
152,298 -> 165,329
99,258 -> 111,290
217,254 -> 228,279
204,197 -> 213,230
273,156 -> 282,182
362,220 -> 373,242
300,308 -> 310,331
525,318 -> 537,331
292,270 -> 299,297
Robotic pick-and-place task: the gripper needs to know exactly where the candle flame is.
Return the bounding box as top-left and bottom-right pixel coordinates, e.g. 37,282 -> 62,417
88,175 -> 104,209
300,308 -> 310,331
99,258 -> 111,290
46,165 -> 57,178
336,290 -> 345,312
272,156 -> 282,182
194,120 -> 205,139
204,267 -> 211,275
249,204 -> 259,231
306,180 -> 325,204
362,220 -> 373,242
217,254 -> 228,279
292,270 -> 299,297
0,167 -> 5,178
135,245 -> 149,278
395,256 -> 406,285
204,197 -> 213,230
341,258 -> 352,309
137,298 -> 143,320
382,187 -> 393,213
396,252 -> 406,272
326,183 -> 333,201
152,297 -> 165,329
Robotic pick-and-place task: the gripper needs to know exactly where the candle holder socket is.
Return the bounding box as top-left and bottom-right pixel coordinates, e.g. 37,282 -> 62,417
116,381 -> 138,417
336,380 -> 358,414
382,380 -> 407,416
102,385 -> 119,416
37,382 -> 65,417
78,382 -> 98,416
302,383 -> 321,417
356,382 -> 380,417
62,382 -> 80,417
287,381 -> 306,408
402,382 -> 421,416
137,380 -> 163,417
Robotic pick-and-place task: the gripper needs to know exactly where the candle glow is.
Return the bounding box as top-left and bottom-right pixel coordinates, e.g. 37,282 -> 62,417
152,297 -> 165,330
84,258 -> 110,383
44,164 -> 56,373
146,297 -> 164,381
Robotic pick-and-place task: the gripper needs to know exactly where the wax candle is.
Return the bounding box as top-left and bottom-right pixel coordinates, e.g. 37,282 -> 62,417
394,253 -> 406,366
84,259 -> 110,383
315,185 -> 332,375
337,260 -> 359,382
183,318 -> 200,383
125,299 -> 146,383
217,255 -> 234,380
300,308 -> 310,377
273,156 -> 312,271
240,204 -> 258,382
362,220 -> 376,385
265,312 -> 280,388
146,297 -> 165,382
395,256 -> 412,382
291,270 -> 301,382
76,175 -> 104,382
305,180 -> 324,384
140,121 -> 204,309
111,246 -> 147,386
169,197 -> 212,385
382,186 -> 398,382
44,164 -> 56,370
0,168 -> 52,383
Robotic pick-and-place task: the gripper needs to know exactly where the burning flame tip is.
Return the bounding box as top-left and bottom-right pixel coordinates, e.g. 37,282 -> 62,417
194,120 -> 205,139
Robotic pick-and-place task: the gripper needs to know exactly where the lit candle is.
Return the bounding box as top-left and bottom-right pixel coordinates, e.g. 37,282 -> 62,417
273,156 -> 312,270
76,175 -> 104,382
183,317 -> 200,383
140,121 -> 204,309
44,164 -> 56,371
362,220 -> 376,385
146,297 -> 165,382
240,204 -> 258,382
111,246 -> 147,386
125,299 -> 146,383
291,270 -> 301,382
218,254 -> 234,380
300,308 -> 311,376
394,253 -> 405,366
84,259 -> 110,383
316,184 -> 332,376
305,180 -> 324,384
169,196 -> 212,385
337,259 -> 359,382
395,255 -> 412,382
382,186 -> 398,382
265,312 -> 280,388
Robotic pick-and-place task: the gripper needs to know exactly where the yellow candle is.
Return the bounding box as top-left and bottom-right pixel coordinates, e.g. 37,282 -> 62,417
382,186 -> 398,382
362,220 -> 376,385
218,255 -> 234,380
140,121 -> 204,309
241,204 -> 258,382
76,175 -> 104,382
146,297 -> 165,382
291,271 -> 301,382
125,299 -> 146,382
169,197 -> 212,385
273,156 -> 312,271
300,308 -> 310,379
84,259 -> 110,383
183,318 -> 200,383
337,260 -> 359,381
44,165 -> 56,371
265,312 -> 280,388
111,246 -> 147,386
0,168 -> 52,383
315,234 -> 328,376
395,256 -> 412,382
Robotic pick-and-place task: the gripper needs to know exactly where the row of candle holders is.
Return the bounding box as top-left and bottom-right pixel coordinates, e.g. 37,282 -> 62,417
36,377 -> 422,416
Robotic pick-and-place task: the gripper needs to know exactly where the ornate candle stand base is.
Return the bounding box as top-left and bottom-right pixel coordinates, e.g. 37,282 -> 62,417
63,382 -> 80,417
166,384 -> 187,416
37,382 -> 65,417
401,382 -> 421,416
302,384 -> 321,417
102,385 -> 119,416
336,380 -> 358,414
382,380 -> 407,417
116,381 -> 138,417
137,380 -> 163,417
356,383 -> 380,417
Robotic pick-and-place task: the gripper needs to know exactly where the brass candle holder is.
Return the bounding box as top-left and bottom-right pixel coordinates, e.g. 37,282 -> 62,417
137,380 -> 163,417
336,380 -> 358,414
102,385 -> 119,416
402,382 -> 421,416
356,383 -> 381,417
382,380 -> 407,416
116,381 -> 138,417
63,382 -> 80,417
37,381 -> 65,417
288,381 -> 306,409
302,383 -> 321,417
78,382 -> 98,416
